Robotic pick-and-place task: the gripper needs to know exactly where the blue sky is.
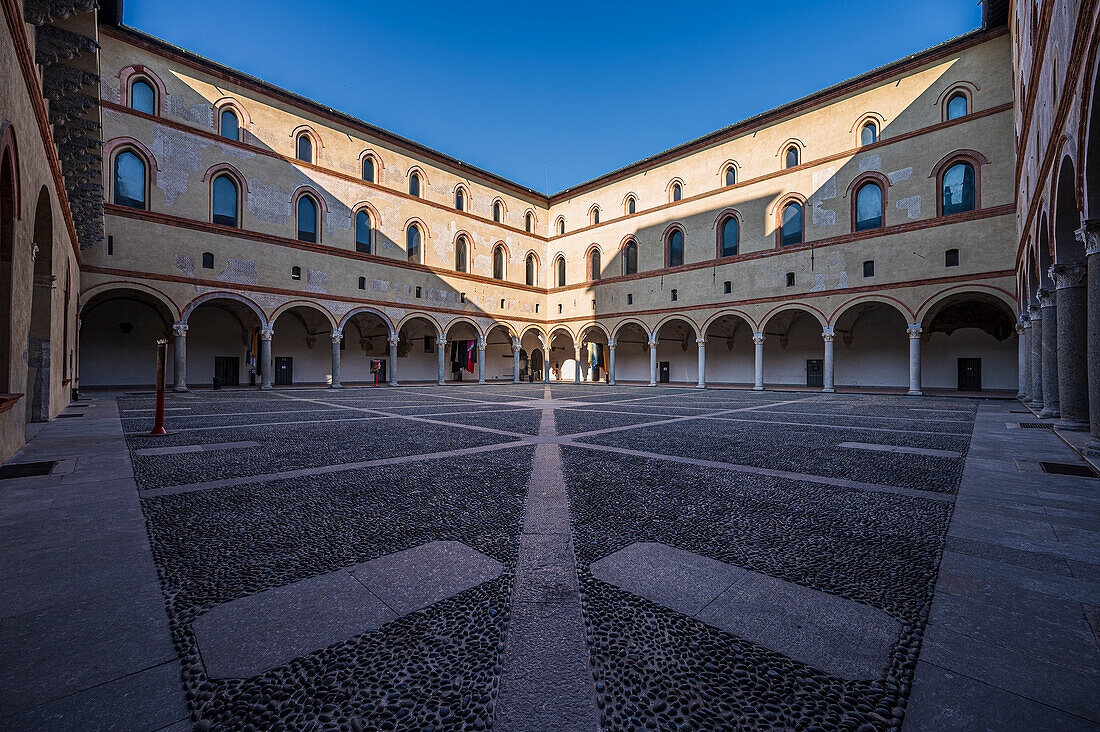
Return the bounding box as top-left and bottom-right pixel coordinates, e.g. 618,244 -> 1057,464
124,0 -> 985,193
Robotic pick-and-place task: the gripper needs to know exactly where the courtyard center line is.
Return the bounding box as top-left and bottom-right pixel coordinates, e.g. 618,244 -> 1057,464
495,386 -> 598,731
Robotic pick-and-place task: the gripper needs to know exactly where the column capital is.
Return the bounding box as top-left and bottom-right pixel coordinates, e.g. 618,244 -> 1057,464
607,338 -> 616,349
573,341 -> 582,353
387,334 -> 399,347
331,331 -> 343,344
1037,288 -> 1055,308
752,332 -> 765,346
648,333 -> 659,347
511,336 -> 520,349
1015,321 -> 1027,335
1050,262 -> 1088,290
171,322 -> 188,337
821,326 -> 835,343
436,334 -> 447,347
477,336 -> 487,349
1076,219 -> 1100,257
1028,304 -> 1041,320
696,337 -> 707,345
907,323 -> 923,339
260,325 -> 274,340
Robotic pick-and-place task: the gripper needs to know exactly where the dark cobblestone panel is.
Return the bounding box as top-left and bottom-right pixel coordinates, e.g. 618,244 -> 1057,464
707,411 -> 974,435
423,408 -> 544,435
562,446 -> 951,730
554,408 -> 673,435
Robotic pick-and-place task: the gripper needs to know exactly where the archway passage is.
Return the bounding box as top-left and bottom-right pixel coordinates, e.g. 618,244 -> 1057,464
547,328 -> 577,382
654,319 -> 698,385
920,293 -> 1017,392
577,325 -> 609,383
703,314 -> 754,386
78,288 -> 175,388
184,297 -> 266,388
342,310 -> 392,385
26,187 -> 53,421
0,142 -> 16,396
519,329 -> 546,382
445,320 -> 480,383
761,309 -> 825,388
270,306 -> 336,386
832,302 -> 910,390
484,324 -> 518,383
396,316 -> 440,383
610,323 -> 649,384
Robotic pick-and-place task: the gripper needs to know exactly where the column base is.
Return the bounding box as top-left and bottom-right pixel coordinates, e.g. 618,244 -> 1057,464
1039,406 -> 1061,419
389,381 -> 398,387
696,383 -> 706,389
260,384 -> 272,390
753,385 -> 764,391
436,381 -> 445,386
907,389 -> 923,396
609,381 -> 616,386
648,382 -> 657,387
1085,438 -> 1100,456
479,379 -> 486,385
822,387 -> 834,393
1016,392 -> 1026,400
330,383 -> 342,389
1055,418 -> 1090,431
173,386 -> 188,393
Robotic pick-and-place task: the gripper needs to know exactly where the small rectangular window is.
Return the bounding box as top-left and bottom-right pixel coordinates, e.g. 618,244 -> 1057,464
671,289 -> 678,302
558,304 -> 563,314
786,272 -> 795,287
415,286 -> 422,298
358,277 -> 366,290
535,304 -> 539,313
460,292 -> 466,303
202,252 -> 214,269
627,294 -> 633,305
107,235 -> 114,255
591,299 -> 596,310
863,260 -> 875,277
501,299 -> 506,309
723,280 -> 731,294
945,248 -> 960,267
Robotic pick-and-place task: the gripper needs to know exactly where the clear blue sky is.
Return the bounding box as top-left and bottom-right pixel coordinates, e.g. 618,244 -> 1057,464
124,0 -> 984,193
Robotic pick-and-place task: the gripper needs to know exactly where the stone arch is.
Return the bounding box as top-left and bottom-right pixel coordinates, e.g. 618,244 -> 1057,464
26,186 -> 55,419
916,286 -> 1018,328
654,313 -> 699,339
701,308 -> 758,335
181,291 -> 268,326
1084,50 -> 1100,220
1053,155 -> 1084,263
444,316 -> 485,340
338,306 -> 394,335
828,295 -> 914,325
611,318 -> 648,341
519,324 -> 547,342
761,303 -> 827,333
396,312 -> 442,335
270,300 -> 337,330
79,281 -> 179,321
578,321 -> 611,341
77,284 -> 179,388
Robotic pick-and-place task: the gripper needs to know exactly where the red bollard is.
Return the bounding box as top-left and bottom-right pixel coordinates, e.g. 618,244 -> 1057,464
150,338 -> 168,436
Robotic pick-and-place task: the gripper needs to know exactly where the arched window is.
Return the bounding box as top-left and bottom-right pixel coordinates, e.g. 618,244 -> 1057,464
556,256 -> 566,287
780,202 -> 803,245
589,249 -> 601,280
946,92 -> 968,120
623,241 -> 638,275
666,228 -> 684,267
860,122 -> 877,146
455,235 -> 468,272
355,210 -> 372,253
130,79 -> 155,114
493,244 -> 505,280
626,196 -> 636,215
202,252 -> 214,269
854,181 -> 883,231
525,253 -> 536,285
725,166 -> 736,186
211,174 -> 238,227
557,218 -> 565,236
291,266 -> 302,280
113,150 -> 146,209
784,146 -> 799,169
941,162 -> 976,215
219,109 -> 239,140
719,215 -> 738,257
297,195 -> 318,242
406,225 -> 421,263
671,182 -> 682,202
362,156 -> 375,183
296,134 -> 312,163
591,207 -> 600,225
409,172 -> 421,197
455,188 -> 465,211
493,201 -> 503,222
525,212 -> 533,232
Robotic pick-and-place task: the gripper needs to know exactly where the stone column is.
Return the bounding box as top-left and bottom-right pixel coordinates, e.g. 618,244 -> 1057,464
330,331 -> 342,388
1038,289 -> 1060,418
695,338 -> 707,389
822,327 -> 835,393
907,324 -> 923,396
542,341 -> 550,384
1016,318 -> 1029,400
1079,221 -> 1100,453
608,339 -> 616,385
436,336 -> 447,386
1029,305 -> 1043,409
648,332 -> 658,386
574,342 -> 582,384
259,325 -> 273,389
1051,262 -> 1089,429
172,322 -> 188,392
753,332 -> 765,390
388,335 -> 399,386
512,337 -> 521,383
478,337 -> 486,384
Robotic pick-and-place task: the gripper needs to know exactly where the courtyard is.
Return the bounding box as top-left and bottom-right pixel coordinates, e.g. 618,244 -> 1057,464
1,384 -> 1098,730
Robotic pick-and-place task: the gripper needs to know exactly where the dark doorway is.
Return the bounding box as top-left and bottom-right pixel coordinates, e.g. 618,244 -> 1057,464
806,359 -> 823,388
659,361 -> 670,383
214,356 -> 240,387
958,358 -> 981,391
275,356 -> 293,385
376,359 -> 387,384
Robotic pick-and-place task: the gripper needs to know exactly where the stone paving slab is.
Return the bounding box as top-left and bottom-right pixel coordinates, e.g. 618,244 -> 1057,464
837,441 -> 962,458
133,440 -> 261,456
591,541 -> 900,680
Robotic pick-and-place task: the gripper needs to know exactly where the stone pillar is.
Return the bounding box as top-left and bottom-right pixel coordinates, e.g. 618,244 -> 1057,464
753,332 -> 765,390
574,342 -> 582,384
388,335 -> 399,386
695,338 -> 706,389
478,337 -> 486,384
1038,289 -> 1060,418
1029,305 -> 1043,408
1016,317 -> 1029,400
436,336 -> 447,386
1051,262 -> 1089,429
542,342 -> 550,384
330,331 -> 342,388
608,339 -> 617,385
648,332 -> 658,386
512,337 -> 521,384
172,322 -> 188,392
1079,221 -> 1100,453
259,325 -> 273,389
907,324 -> 923,396
822,327 -> 835,393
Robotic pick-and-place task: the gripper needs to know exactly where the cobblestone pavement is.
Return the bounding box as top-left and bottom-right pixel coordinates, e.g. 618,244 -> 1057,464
2,384 -> 1097,730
